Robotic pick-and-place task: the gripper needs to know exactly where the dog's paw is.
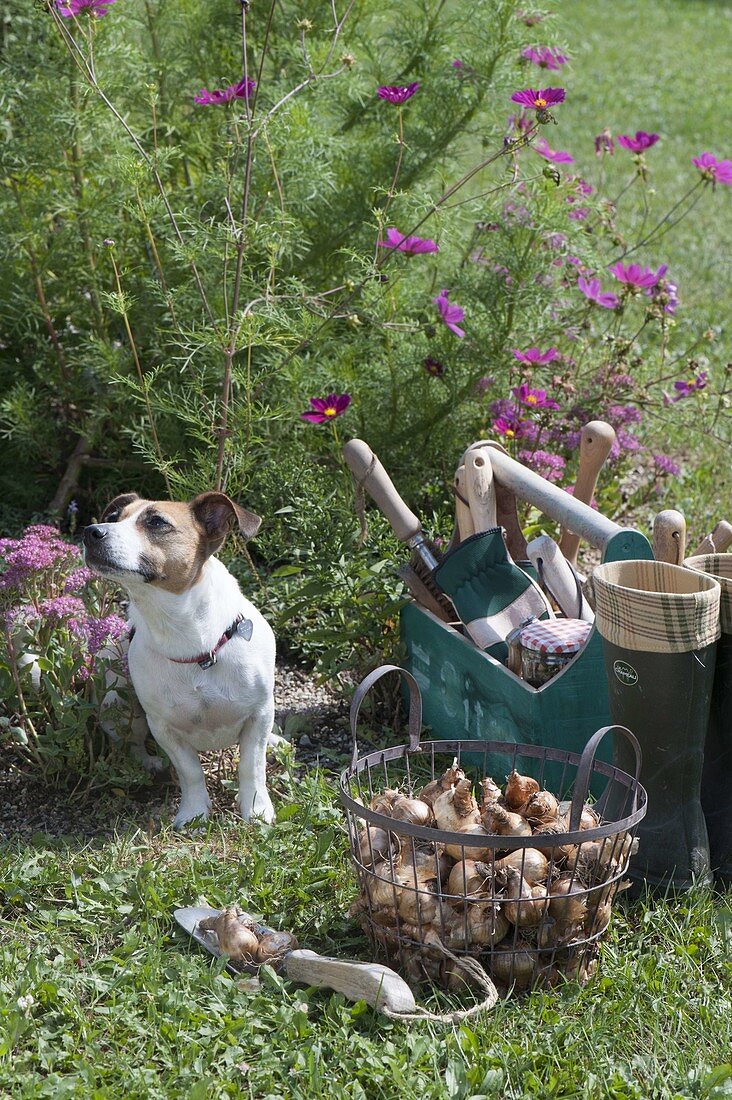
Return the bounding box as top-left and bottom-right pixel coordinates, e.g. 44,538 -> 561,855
173,799 -> 212,829
237,788 -> 275,825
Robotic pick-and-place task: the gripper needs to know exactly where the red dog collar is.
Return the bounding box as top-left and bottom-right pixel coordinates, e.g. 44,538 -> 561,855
169,614 -> 253,670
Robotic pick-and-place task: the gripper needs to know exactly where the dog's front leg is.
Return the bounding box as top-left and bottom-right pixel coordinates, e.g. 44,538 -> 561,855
237,699 -> 276,824
148,722 -> 212,828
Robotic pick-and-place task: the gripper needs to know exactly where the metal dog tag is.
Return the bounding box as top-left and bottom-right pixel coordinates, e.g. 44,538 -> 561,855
236,618 -> 254,641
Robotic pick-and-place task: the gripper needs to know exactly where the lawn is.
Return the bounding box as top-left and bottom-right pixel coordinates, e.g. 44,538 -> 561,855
2,2 -> 732,1097
1,756 -> 732,1099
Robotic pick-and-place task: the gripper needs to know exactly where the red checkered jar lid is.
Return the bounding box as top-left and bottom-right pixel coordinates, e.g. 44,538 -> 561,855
519,618 -> 592,655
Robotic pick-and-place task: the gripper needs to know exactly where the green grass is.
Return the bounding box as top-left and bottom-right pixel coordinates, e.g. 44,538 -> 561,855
552,0 -> 732,535
1,752 -> 732,1099
556,0 -> 732,326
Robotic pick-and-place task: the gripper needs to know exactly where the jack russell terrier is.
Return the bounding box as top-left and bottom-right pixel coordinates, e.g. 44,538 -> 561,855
83,490 -> 276,827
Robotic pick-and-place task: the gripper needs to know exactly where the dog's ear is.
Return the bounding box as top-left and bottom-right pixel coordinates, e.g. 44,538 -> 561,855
101,492 -> 141,522
190,492 -> 262,548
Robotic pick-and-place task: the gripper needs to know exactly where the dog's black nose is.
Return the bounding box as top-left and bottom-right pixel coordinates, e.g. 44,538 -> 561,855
83,525 -> 108,545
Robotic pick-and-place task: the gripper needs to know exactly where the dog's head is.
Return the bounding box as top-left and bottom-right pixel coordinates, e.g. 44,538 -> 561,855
83,491 -> 261,593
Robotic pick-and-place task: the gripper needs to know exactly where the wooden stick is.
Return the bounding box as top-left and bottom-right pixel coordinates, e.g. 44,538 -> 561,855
464,447 -> 497,533
653,509 -> 687,564
559,421 -> 616,566
691,520 -> 732,557
453,465 -> 475,543
463,440 -> 527,560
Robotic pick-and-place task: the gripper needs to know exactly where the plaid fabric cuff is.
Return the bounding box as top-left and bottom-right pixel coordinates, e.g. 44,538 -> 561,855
591,559 -> 721,653
684,554 -> 732,634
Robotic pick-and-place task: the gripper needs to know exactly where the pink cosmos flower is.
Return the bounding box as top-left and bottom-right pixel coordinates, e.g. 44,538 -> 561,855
56,0 -> 116,15
533,137 -> 573,164
617,131 -> 660,153
511,86 -> 565,110
692,152 -> 732,186
594,129 -> 615,157
423,356 -> 445,378
492,415 -> 527,440
433,290 -> 465,338
194,78 -> 256,106
300,393 -> 351,424
378,227 -> 438,254
512,384 -> 560,410
517,10 -> 545,26
377,83 -> 420,105
577,276 -> 620,309
646,274 -> 679,315
512,347 -> 559,365
609,262 -> 666,290
522,47 -> 568,71
671,372 -> 708,401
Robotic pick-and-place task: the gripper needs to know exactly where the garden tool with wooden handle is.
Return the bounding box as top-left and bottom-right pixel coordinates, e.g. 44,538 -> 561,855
434,448 -> 554,661
691,520 -> 732,557
464,447 -> 498,532
559,421 -> 616,567
463,439 -> 527,560
526,534 -> 594,621
343,439 -> 457,620
653,509 -> 687,564
174,906 -> 417,1016
445,464 -> 474,555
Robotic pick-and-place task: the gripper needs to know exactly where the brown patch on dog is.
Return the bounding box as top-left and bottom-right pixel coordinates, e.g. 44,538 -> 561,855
98,492 -> 262,594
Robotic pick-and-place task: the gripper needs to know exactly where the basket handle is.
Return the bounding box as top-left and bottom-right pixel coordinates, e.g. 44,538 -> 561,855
568,725 -> 642,831
350,664 -> 423,771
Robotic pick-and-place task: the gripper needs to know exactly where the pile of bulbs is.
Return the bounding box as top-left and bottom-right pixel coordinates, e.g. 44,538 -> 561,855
349,761 -> 637,991
198,907 -> 299,970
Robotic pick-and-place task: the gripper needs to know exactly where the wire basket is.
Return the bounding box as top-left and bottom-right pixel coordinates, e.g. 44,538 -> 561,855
340,665 -> 647,995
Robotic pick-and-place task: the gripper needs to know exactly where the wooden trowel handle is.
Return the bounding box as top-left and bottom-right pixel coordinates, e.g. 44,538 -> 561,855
559,421 -> 616,565
653,509 -> 686,564
284,949 -> 416,1015
343,439 -> 422,544
464,447 -> 498,533
691,520 -> 732,557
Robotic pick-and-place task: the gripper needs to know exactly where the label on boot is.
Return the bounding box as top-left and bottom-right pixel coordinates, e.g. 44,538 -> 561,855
613,660 -> 638,686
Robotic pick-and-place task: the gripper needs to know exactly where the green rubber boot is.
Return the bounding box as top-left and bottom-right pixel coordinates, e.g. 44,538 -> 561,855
592,560 -> 721,891
684,555 -> 732,887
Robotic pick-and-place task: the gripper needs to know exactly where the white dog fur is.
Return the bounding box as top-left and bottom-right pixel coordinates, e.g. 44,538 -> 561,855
83,490 -> 276,827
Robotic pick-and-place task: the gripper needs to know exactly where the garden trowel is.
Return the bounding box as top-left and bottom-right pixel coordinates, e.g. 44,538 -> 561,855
174,906 -> 416,1016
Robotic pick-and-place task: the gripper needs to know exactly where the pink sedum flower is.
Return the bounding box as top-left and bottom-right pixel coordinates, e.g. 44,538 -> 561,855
56,0 -> 116,15
692,152 -> 732,186
512,346 -> 559,365
617,131 -> 660,153
577,276 -> 620,309
378,227 -> 438,254
433,290 -> 466,338
377,83 -> 420,105
300,393 -> 351,424
533,137 -> 573,164
522,47 -> 568,71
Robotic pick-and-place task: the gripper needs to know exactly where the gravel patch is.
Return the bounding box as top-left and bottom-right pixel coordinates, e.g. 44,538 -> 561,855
0,662 -> 349,843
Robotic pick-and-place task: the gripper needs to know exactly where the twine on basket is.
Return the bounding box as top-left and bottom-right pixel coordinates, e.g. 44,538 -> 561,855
381,941 -> 499,1022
